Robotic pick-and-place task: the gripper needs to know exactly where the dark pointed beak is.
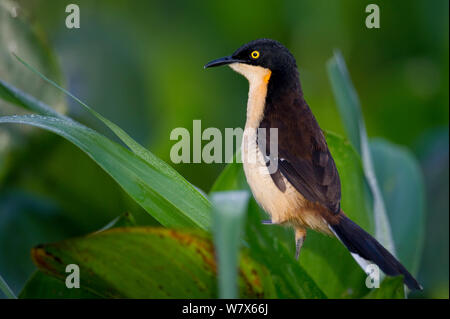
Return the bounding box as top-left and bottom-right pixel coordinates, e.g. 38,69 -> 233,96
204,56 -> 244,69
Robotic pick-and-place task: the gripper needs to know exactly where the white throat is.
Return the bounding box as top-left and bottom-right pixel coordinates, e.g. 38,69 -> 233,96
229,63 -> 272,129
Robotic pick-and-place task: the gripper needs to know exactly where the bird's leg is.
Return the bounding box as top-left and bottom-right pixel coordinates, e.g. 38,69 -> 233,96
295,228 -> 307,260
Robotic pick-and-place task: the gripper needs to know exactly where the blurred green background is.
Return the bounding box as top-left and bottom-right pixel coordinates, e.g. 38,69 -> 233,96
0,0 -> 448,298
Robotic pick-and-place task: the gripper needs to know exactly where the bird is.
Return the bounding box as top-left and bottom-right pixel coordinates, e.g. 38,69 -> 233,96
204,38 -> 422,291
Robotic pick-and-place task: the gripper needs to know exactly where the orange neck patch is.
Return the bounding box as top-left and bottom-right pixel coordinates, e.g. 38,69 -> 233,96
263,70 -> 272,84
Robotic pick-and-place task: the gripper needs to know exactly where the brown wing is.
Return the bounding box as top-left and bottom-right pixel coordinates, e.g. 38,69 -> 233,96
259,96 -> 341,214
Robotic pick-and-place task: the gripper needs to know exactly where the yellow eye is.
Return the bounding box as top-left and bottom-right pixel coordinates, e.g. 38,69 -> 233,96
251,50 -> 260,59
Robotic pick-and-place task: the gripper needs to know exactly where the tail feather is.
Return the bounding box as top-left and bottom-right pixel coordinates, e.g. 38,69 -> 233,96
329,214 -> 422,291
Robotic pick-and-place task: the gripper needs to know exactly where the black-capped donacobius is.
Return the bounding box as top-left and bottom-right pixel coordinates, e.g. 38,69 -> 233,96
205,39 -> 421,291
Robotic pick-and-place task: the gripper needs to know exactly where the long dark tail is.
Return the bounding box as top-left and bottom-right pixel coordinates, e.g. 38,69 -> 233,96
329,214 -> 422,291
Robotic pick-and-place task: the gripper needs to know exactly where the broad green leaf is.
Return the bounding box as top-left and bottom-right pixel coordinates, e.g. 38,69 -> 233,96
10,54 -> 209,216
0,114 -> 210,230
0,1 -> 66,114
19,271 -> 100,299
0,134 -> 152,295
327,51 -> 396,256
30,227 -> 273,298
211,191 -> 249,298
0,273 -> 16,299
364,276 -> 405,299
370,139 -> 426,276
0,65 -> 211,228
212,132 -> 373,298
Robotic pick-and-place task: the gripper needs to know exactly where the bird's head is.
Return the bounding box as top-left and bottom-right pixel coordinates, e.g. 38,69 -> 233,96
204,39 -> 298,85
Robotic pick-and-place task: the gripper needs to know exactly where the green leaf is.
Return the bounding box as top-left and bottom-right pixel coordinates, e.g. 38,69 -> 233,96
0,114 -> 211,230
0,78 -> 64,118
212,132 -> 373,298
0,60 -> 212,228
19,271 -> 100,299
0,273 -> 16,299
211,191 -> 249,298
364,276 -> 405,299
30,227 -> 273,298
10,54 -> 209,215
210,151 -> 248,192
370,139 -> 426,276
327,51 -> 396,256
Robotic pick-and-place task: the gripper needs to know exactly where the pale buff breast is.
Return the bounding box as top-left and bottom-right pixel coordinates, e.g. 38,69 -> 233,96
231,62 -> 331,234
